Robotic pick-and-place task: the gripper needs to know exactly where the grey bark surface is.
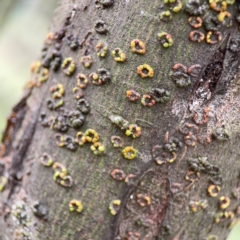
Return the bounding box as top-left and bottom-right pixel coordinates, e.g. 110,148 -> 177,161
0,0 -> 240,240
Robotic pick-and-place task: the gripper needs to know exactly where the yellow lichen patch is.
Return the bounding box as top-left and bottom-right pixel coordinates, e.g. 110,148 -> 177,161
0,176 -> 7,192
61,57 -> 76,76
109,199 -> 121,215
122,146 -> 137,160
69,200 -> 83,213
112,48 -> 126,62
137,64 -> 154,78
219,196 -> 230,209
208,185 -> 221,197
130,39 -> 146,54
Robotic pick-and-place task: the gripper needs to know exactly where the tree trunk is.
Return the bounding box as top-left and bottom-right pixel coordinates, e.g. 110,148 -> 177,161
1,0 -> 240,239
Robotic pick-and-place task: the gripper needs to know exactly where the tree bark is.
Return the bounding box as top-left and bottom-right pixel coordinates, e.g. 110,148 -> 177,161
1,0 -> 240,239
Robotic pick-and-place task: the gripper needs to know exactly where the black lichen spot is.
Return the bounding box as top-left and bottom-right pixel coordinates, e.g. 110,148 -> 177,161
0,161 -> 5,175
68,110 -> 85,129
64,135 -> 78,151
99,0 -> 114,7
164,137 -> 183,152
32,201 -> 48,220
228,37 -> 240,53
212,127 -> 229,141
76,99 -> 91,114
41,45 -> 62,71
54,28 -> 67,42
46,98 -> 64,110
171,71 -> 191,87
149,88 -> 171,103
187,156 -> 221,175
51,114 -> 69,133
55,134 -> 78,151
203,15 -> 222,32
185,0 -> 207,16
39,112 -> 51,128
90,68 -> 111,85
95,20 -> 108,34
67,35 -> 79,50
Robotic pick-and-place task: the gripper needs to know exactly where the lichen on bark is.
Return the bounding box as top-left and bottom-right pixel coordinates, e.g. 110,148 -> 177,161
1,0 -> 240,239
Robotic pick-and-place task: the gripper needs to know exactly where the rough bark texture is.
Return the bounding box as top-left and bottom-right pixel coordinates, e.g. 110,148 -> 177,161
1,0 -> 240,239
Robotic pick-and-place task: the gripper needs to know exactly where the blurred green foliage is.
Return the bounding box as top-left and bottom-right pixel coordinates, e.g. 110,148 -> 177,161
0,0 -> 58,132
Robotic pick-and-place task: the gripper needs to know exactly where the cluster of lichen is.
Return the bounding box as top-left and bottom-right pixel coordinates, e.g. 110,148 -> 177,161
76,129 -> 106,155
2,1 -> 240,239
